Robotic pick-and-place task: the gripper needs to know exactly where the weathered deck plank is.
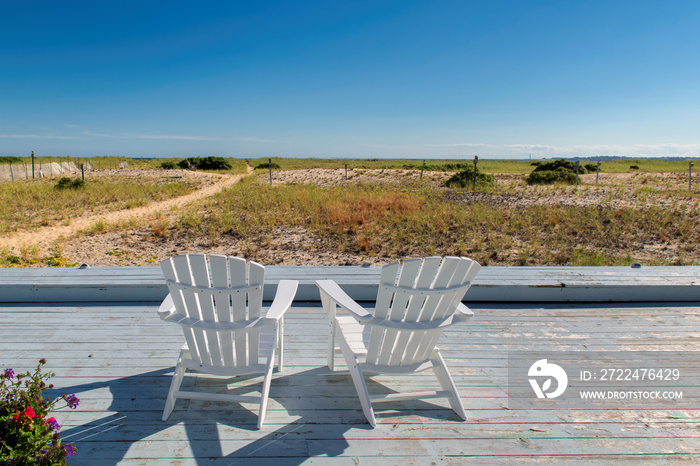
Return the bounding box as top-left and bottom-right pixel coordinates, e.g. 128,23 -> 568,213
1,298 -> 698,464
0,265 -> 698,302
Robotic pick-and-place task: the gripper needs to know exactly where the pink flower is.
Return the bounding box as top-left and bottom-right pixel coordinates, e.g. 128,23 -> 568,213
47,416 -> 61,431
24,406 -> 35,420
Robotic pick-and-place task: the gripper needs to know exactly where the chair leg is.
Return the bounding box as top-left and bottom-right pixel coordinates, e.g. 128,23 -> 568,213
328,319 -> 337,371
257,347 -> 277,429
322,294 -> 337,371
277,318 -> 284,371
431,350 -> 467,420
162,358 -> 186,421
338,333 -> 376,427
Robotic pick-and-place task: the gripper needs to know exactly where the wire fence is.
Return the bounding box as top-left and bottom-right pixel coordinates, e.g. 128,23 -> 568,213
0,162 -> 90,182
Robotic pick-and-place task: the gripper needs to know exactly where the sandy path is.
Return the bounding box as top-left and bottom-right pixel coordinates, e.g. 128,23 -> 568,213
1,167 -> 252,254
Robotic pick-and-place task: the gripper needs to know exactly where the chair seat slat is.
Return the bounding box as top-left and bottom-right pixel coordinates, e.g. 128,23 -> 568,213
160,312 -> 276,331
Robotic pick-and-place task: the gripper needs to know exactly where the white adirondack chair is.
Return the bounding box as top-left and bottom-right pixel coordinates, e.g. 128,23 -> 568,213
158,254 -> 298,429
317,256 -> 481,427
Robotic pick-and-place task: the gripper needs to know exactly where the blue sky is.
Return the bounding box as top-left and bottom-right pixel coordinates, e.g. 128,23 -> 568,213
2,0 -> 699,159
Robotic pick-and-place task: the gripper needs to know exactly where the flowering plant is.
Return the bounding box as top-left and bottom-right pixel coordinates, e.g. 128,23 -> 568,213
1,359 -> 78,465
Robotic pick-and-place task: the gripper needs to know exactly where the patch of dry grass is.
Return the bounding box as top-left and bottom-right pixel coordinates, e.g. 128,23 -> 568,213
0,175 -> 197,234
166,175 -> 700,266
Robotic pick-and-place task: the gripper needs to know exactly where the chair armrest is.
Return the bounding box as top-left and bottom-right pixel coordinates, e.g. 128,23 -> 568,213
266,280 -> 299,320
447,303 -> 474,325
316,280 -> 371,323
157,293 -> 176,320
455,303 -> 474,319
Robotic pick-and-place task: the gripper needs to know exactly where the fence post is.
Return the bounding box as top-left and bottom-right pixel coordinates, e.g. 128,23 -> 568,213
10,164 -> 14,182
81,163 -> 85,181
421,160 -> 425,179
690,161 -> 694,191
575,161 -> 579,187
473,155 -> 478,190
269,158 -> 272,184
596,161 -> 601,184
345,163 -> 348,180
31,151 -> 35,179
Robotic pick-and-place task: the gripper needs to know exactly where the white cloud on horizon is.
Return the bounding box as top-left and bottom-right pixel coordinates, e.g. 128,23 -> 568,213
432,143 -> 500,148
131,134 -> 218,141
233,136 -> 280,144
3,126 -> 699,158
8,125 -> 219,142
0,134 -> 81,140
429,142 -> 700,158
82,131 -> 118,138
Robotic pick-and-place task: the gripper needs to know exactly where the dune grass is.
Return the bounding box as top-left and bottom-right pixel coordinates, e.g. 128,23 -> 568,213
168,176 -> 700,266
0,176 -> 196,234
1,157 -> 698,267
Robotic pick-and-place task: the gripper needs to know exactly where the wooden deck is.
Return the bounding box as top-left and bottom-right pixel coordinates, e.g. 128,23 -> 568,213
1,265 -> 699,302
2,298 -> 699,464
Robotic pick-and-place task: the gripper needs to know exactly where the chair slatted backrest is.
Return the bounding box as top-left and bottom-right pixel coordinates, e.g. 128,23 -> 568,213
366,257 -> 480,367
161,254 -> 266,369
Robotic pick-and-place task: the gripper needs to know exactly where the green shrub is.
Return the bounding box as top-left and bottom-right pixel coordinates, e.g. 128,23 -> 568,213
54,177 -> 86,190
525,168 -> 578,184
525,159 -> 582,184
160,161 -> 178,169
5,255 -> 21,264
585,163 -> 599,173
531,159 -> 585,174
443,166 -> 495,189
255,162 -> 281,170
630,165 -> 639,170
0,156 -> 22,164
177,156 -> 232,171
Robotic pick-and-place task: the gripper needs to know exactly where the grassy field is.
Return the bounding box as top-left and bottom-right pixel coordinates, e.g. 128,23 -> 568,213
0,173 -> 199,234
168,173 -> 699,267
249,157 -> 540,173
248,157 -> 699,174
8,154 -> 696,174
0,156 -> 698,267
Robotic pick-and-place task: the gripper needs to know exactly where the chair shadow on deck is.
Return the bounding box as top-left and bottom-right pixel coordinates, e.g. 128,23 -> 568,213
47,367 -> 173,463
49,366 -> 369,463
50,362 -> 465,463
188,366 -> 463,462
